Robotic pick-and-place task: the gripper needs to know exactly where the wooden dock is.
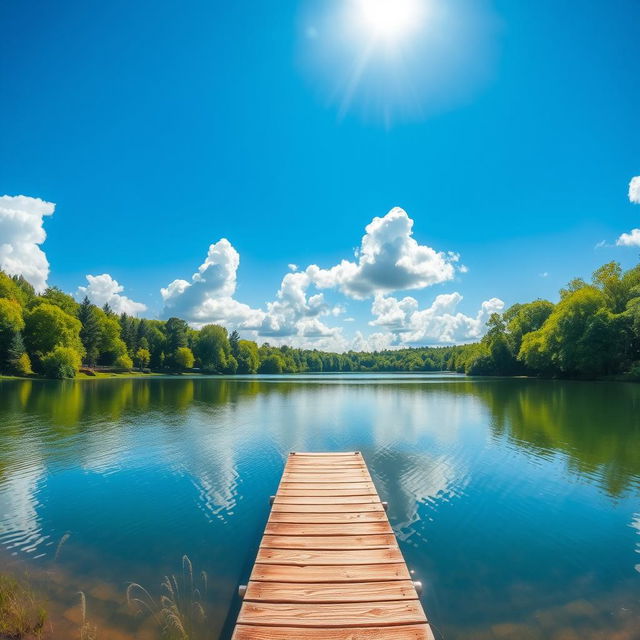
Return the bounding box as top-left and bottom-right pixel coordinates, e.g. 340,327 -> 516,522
232,451 -> 435,640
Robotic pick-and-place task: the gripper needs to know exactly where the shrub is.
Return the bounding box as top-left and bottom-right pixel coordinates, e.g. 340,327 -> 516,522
41,346 -> 82,379
115,354 -> 133,371
13,352 -> 33,376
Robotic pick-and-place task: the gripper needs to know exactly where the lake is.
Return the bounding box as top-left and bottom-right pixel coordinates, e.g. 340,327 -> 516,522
0,374 -> 638,639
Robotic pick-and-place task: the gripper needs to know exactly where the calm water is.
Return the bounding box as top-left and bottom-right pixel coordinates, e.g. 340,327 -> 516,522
0,374 -> 639,639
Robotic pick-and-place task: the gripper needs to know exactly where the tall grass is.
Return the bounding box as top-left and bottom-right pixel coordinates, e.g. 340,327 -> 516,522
0,573 -> 47,639
127,555 -> 208,640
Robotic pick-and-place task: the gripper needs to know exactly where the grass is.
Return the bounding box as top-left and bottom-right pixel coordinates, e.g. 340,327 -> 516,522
0,573 -> 47,639
127,555 -> 208,640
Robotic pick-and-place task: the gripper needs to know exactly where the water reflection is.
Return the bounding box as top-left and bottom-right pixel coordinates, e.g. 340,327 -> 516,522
0,375 -> 638,639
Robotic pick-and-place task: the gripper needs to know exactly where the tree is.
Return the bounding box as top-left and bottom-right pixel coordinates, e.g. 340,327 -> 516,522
0,271 -> 32,305
165,317 -> 189,353
194,324 -> 230,372
505,300 -> 554,355
259,353 -> 284,374
24,303 -> 84,364
519,287 -> 607,376
78,297 -> 101,365
37,287 -> 80,316
134,347 -> 151,370
229,330 -> 240,357
174,347 -> 195,371
0,298 -> 25,368
7,332 -> 32,375
237,340 -> 259,374
115,353 -> 133,371
41,346 -> 82,379
95,309 -> 127,364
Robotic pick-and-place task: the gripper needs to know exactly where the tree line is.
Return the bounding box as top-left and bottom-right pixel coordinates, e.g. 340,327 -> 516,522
0,260 -> 639,380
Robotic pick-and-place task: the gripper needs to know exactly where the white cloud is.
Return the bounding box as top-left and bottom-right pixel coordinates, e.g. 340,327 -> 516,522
369,292 -> 504,345
616,228 -> 640,248
0,195 -> 55,293
78,274 -> 147,315
161,239 -> 265,328
629,176 -> 640,204
159,207 -> 502,351
539,272 -> 549,278
305,207 -> 459,299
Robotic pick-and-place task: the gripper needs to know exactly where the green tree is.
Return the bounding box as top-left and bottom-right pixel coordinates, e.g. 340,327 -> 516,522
229,329 -> 240,357
174,346 -> 195,371
134,347 -> 151,370
237,340 -> 259,374
24,303 -> 84,365
519,287 -> 607,376
165,317 -> 189,353
41,346 -> 82,379
259,353 -> 284,374
7,332 -> 32,375
0,298 -> 25,368
36,287 -> 80,316
115,353 -> 133,371
194,324 -> 230,372
95,309 -> 127,364
78,297 -> 101,365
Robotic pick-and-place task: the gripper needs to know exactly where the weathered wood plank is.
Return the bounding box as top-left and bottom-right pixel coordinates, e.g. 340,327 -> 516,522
264,521 -> 394,536
278,488 -> 378,497
237,601 -> 427,627
244,580 -> 419,603
282,475 -> 371,484
274,496 -> 380,505
260,534 -> 397,550
268,512 -> 388,525
232,624 -> 434,640
250,563 -> 412,583
256,548 -> 404,566
271,503 -> 383,513
279,483 -> 375,492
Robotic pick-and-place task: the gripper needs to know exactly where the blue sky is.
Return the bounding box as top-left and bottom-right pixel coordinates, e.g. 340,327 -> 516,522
1,0 -> 639,350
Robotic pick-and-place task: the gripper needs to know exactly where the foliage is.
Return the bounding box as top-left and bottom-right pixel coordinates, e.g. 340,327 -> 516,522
193,324 -> 229,372
135,347 -> 151,370
0,573 -> 47,638
174,347 -> 195,371
258,353 -> 284,374
1,259 -> 640,379
115,353 -> 134,371
41,346 -> 82,379
24,303 -> 84,362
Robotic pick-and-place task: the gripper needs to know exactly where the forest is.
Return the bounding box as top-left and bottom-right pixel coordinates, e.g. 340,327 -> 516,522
0,260 -> 639,380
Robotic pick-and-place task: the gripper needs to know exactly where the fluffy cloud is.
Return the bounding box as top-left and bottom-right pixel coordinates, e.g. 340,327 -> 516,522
0,195 -> 55,293
161,239 -> 265,328
159,208 -> 499,350
617,228 -> 640,247
629,176 -> 640,204
369,292 -> 505,345
78,274 -> 147,315
305,207 -> 460,299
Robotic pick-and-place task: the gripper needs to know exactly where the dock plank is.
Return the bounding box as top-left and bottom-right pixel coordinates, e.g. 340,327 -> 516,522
231,452 -> 433,640
233,625 -> 435,640
244,580 -> 419,603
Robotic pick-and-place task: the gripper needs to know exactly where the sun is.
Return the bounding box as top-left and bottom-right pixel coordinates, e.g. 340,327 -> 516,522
353,0 -> 425,42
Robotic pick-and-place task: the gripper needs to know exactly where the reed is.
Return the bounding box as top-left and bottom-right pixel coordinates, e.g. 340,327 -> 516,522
0,573 -> 47,639
127,555 -> 208,640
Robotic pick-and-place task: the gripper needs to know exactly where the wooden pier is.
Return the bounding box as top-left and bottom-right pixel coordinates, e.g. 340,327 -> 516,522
232,451 -> 435,640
